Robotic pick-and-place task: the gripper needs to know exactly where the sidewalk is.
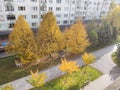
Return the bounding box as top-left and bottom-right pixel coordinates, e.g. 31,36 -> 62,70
82,74 -> 114,90
0,45 -> 117,90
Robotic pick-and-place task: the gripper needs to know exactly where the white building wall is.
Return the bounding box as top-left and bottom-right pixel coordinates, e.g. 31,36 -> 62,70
0,0 -> 119,31
0,0 -> 40,31
75,0 -> 111,20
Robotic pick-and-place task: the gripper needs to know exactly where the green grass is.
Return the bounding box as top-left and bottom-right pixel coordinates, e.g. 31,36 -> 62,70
112,53 -> 120,66
0,56 -> 61,85
31,66 -> 102,90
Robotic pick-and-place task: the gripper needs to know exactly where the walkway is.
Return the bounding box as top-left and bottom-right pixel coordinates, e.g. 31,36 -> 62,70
0,45 -> 118,90
83,45 -> 120,90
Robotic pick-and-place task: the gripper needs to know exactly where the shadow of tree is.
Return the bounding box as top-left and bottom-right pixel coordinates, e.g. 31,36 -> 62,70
109,66 -> 120,80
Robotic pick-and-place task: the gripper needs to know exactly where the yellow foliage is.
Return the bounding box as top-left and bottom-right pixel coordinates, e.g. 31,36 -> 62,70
6,15 -> 38,64
0,84 -> 14,90
82,52 -> 95,65
29,70 -> 47,88
106,5 -> 120,29
64,19 -> 90,54
59,59 -> 79,73
37,12 -> 64,56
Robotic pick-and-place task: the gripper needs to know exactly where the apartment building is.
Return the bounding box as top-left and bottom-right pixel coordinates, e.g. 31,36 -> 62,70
75,0 -> 111,20
0,0 -> 40,31
0,0 -> 117,33
40,0 -> 76,26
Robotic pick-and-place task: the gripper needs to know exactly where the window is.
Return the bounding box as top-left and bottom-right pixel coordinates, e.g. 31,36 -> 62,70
72,1 -> 75,4
31,15 -> 38,19
56,0 -> 61,3
63,20 -> 67,24
31,0 -> 37,2
64,14 -> 68,17
49,0 -> 53,3
70,20 -> 73,23
32,22 -> 37,26
9,23 -> 14,28
5,3 -> 14,11
18,6 -> 25,11
32,6 -> 37,11
7,15 -> 16,20
49,7 -> 53,11
56,7 -> 61,11
56,14 -> 61,17
71,14 -> 74,17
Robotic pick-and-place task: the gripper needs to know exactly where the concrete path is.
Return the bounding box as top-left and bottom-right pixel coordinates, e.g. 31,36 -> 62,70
82,45 -> 120,90
105,76 -> 120,90
0,45 -> 118,90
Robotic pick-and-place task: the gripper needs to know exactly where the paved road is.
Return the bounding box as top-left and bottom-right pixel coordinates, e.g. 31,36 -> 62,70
83,45 -> 120,90
0,45 -> 118,90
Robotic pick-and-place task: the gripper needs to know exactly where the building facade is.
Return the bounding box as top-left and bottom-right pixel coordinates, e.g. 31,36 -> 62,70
0,0 -> 117,32
0,0 -> 40,31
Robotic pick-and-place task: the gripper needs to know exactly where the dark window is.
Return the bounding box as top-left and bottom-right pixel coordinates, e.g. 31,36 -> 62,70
9,23 -> 14,28
7,15 -> 16,20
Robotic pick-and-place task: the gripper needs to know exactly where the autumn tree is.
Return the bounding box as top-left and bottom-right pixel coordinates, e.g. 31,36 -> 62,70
0,84 -> 14,90
82,52 -> 95,83
37,12 -> 64,57
106,5 -> 120,32
82,52 -> 95,66
64,19 -> 90,54
59,58 -> 79,74
59,58 -> 79,89
6,15 -> 38,64
29,70 -> 47,88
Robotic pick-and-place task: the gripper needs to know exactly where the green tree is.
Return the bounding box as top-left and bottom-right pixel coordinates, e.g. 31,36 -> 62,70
98,22 -> 115,44
106,5 -> 120,31
6,15 -> 38,64
85,20 -> 98,46
109,1 -> 117,11
64,19 -> 90,54
37,12 -> 64,57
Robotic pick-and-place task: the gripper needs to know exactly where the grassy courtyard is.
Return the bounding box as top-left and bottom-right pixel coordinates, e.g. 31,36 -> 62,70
112,53 -> 120,66
0,56 -> 61,85
31,66 -> 101,90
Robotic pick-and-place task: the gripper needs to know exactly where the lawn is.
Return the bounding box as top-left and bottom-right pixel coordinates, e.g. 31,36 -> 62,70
112,53 -> 120,66
0,56 -> 61,85
31,66 -> 102,90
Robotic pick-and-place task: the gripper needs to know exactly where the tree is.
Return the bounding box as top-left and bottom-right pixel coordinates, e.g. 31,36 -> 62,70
109,1 -> 117,11
64,19 -> 90,54
37,12 -> 64,57
59,58 -> 79,74
82,52 -> 95,66
0,84 -> 14,90
6,15 -> 38,64
59,58 -> 79,89
85,20 -> 98,46
98,22 -> 114,44
29,70 -> 47,88
106,5 -> 120,31
82,52 -> 95,82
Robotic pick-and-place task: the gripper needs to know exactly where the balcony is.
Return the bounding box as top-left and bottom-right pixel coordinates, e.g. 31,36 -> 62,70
5,2 -> 14,11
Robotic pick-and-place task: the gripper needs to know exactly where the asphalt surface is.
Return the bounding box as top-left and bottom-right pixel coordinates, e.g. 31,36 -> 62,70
0,45 -> 118,90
